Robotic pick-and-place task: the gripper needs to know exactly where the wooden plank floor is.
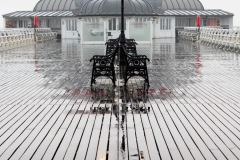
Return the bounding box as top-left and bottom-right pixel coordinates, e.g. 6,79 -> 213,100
0,39 -> 240,160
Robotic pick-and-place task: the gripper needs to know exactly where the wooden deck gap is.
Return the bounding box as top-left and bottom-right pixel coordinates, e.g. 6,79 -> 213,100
105,104 -> 113,160
50,103 -> 86,159
200,104 -> 240,148
144,103 -> 163,160
71,104 -> 93,160
148,98 -> 174,160
156,103 -> 185,159
130,104 -> 141,159
187,104 -> 232,160
164,104 -> 196,159
28,104 -> 68,159
5,104 -> 51,159
93,104 -> 108,159
171,104 -> 207,159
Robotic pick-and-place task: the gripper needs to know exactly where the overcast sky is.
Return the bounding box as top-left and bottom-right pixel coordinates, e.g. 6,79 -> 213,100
0,0 -> 240,28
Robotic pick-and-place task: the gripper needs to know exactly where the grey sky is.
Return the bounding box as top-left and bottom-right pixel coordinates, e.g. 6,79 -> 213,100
0,0 -> 240,28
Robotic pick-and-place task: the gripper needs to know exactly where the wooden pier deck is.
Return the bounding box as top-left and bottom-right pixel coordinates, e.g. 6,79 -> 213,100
0,39 -> 240,160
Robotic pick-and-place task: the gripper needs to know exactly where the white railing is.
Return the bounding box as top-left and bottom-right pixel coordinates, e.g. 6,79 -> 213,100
200,27 -> 240,52
0,28 -> 57,51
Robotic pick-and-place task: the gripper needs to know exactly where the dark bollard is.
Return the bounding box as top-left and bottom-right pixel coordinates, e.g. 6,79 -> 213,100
148,107 -> 150,112
140,151 -> 144,159
121,135 -> 125,151
122,115 -> 125,122
144,108 -> 147,114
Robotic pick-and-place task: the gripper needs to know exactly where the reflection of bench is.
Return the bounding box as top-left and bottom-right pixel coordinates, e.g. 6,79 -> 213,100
178,27 -> 199,42
36,28 -> 57,43
90,47 -> 117,86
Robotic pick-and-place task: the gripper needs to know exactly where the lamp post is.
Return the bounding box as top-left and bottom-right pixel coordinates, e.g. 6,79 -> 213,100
120,0 -> 126,45
119,0 -> 126,79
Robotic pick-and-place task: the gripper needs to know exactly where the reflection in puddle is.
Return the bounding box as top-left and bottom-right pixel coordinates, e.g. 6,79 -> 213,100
2,38 -> 240,106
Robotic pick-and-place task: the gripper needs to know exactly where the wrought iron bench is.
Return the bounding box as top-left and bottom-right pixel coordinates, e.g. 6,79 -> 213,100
90,39 -> 150,91
90,47 -> 118,86
121,45 -> 150,90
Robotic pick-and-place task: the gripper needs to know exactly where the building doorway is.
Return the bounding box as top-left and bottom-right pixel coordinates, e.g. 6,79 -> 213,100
108,18 -> 126,39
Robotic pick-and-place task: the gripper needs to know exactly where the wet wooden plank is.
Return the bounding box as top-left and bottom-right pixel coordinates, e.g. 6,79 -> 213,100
149,96 -> 183,160
8,104 -> 54,160
165,103 -> 205,160
30,104 -> 73,159
74,102 -> 99,159
145,102 -> 172,160
0,104 -> 48,159
0,105 -> 27,129
0,75 -> 40,104
183,104 -> 230,159
19,104 -> 68,160
140,103 -> 161,160
126,109 -> 139,160
85,103 -> 105,159
0,104 -> 36,138
172,103 -> 216,160
133,112 -> 151,160
96,104 -> 111,160
107,104 -> 119,160
42,88 -> 89,159
118,105 -> 129,160
2,78 -> 45,105
157,103 -> 194,160
221,103 -> 240,119
0,105 -> 12,117
193,103 -> 240,159
63,103 -> 92,160
208,104 -> 240,136
52,94 -> 90,159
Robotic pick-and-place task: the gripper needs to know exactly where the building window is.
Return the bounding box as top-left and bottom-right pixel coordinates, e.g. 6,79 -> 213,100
66,19 -> 77,31
19,20 -> 28,28
50,19 -> 61,28
135,17 -> 151,22
160,18 -> 171,30
108,18 -> 117,31
176,18 -> 195,27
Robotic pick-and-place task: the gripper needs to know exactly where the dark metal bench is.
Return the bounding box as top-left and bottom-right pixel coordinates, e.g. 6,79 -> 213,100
105,38 -> 119,55
121,45 -> 150,90
90,47 -> 118,86
125,38 -> 138,55
90,39 -> 150,91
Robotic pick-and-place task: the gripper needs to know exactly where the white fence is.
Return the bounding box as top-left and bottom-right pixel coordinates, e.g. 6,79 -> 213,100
0,28 -> 57,51
200,27 -> 240,52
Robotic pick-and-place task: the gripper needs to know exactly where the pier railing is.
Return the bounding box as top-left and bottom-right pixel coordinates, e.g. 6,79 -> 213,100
0,28 -> 57,51
200,27 -> 240,52
178,27 -> 240,52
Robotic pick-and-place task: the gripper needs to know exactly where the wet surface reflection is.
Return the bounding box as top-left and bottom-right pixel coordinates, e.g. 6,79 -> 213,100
1,38 -> 240,160
1,38 -> 240,106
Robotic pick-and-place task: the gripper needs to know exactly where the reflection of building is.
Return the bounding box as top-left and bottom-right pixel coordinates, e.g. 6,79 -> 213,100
2,0 -> 234,42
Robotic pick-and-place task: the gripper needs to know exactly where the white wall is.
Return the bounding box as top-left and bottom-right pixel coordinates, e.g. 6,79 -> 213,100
154,16 -> 176,38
